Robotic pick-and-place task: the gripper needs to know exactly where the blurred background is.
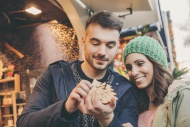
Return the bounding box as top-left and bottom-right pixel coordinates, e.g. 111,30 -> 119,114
160,0 -> 190,78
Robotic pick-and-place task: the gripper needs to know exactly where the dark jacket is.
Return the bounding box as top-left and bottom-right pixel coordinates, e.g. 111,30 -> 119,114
17,60 -> 138,127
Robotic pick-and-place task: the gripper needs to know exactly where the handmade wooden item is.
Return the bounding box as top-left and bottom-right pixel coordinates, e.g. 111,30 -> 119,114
90,79 -> 116,104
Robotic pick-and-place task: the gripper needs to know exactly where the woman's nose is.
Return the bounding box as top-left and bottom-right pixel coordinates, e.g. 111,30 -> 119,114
131,67 -> 139,77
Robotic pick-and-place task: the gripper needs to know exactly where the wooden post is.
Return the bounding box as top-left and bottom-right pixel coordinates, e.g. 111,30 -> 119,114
14,74 -> 20,92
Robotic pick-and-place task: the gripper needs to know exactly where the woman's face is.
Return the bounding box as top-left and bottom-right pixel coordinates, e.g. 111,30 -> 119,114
125,53 -> 154,89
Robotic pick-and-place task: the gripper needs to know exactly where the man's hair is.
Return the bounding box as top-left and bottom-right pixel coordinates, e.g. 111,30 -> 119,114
85,10 -> 123,33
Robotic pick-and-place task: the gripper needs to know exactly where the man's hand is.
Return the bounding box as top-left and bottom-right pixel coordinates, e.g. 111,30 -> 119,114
65,80 -> 92,113
78,92 -> 118,127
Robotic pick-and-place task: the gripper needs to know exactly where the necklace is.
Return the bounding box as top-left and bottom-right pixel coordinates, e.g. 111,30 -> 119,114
71,62 -> 115,127
71,62 -> 114,85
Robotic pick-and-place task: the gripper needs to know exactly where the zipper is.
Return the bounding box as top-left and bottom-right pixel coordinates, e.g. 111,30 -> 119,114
61,68 -> 68,98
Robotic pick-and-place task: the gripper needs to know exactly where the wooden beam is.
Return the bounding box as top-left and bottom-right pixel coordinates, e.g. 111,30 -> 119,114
4,42 -> 24,59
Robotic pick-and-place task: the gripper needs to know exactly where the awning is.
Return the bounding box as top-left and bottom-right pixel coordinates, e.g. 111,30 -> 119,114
80,0 -> 153,12
80,0 -> 162,29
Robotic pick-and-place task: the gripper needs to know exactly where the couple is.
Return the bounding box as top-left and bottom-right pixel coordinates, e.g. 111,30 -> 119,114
17,10 -> 190,127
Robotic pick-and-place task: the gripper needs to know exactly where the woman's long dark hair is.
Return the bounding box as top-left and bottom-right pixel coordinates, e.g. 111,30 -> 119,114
137,57 -> 173,114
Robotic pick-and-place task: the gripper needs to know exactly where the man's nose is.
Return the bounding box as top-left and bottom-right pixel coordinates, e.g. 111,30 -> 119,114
97,45 -> 106,55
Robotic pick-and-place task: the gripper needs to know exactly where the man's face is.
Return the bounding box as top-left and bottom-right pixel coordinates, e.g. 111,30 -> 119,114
83,24 -> 120,71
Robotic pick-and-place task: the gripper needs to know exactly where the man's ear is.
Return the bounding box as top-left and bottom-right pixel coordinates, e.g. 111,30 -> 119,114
81,37 -> 85,49
82,37 -> 85,44
115,49 -> 118,55
115,43 -> 120,55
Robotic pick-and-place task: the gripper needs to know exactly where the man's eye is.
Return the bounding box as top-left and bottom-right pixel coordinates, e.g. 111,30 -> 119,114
108,46 -> 114,48
91,41 -> 99,46
107,44 -> 115,48
91,39 -> 100,45
93,43 -> 99,45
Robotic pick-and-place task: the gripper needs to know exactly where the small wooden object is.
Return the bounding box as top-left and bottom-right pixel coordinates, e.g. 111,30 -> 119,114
90,79 -> 116,104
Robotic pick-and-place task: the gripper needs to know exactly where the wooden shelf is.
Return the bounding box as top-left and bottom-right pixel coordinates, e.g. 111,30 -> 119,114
0,91 -> 15,96
0,74 -> 23,127
16,103 -> 26,106
1,104 -> 13,107
0,77 -> 15,83
2,114 -> 14,117
0,74 -> 20,92
3,125 -> 15,127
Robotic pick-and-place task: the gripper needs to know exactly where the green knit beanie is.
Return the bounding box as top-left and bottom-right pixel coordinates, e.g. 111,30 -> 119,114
123,36 -> 168,68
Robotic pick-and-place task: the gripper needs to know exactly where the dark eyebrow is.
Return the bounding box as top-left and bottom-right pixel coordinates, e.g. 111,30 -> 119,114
134,60 -> 139,64
125,59 -> 142,66
107,41 -> 117,45
90,38 -> 100,42
90,38 -> 117,44
134,59 -> 143,64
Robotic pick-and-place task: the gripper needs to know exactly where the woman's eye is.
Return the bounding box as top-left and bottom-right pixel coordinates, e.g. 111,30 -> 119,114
125,65 -> 132,71
137,62 -> 144,66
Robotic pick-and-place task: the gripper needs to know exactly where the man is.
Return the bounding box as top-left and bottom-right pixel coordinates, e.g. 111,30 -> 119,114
17,10 -> 138,127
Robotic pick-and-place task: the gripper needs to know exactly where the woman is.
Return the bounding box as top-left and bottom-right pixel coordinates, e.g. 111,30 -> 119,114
122,36 -> 190,127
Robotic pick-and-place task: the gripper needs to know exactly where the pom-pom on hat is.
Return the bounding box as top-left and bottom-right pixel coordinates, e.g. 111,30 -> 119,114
122,36 -> 168,68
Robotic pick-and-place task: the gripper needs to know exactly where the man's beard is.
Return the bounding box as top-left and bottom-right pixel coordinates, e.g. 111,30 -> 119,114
85,54 -> 114,71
